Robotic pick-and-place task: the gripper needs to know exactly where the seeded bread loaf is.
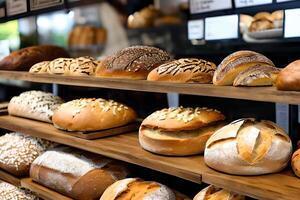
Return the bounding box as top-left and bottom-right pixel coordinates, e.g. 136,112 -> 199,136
96,46 -> 171,79
276,60 -> 300,91
0,132 -> 55,177
0,181 -> 39,200
8,91 -> 64,123
30,147 -> 128,200
193,185 -> 245,200
139,107 -> 225,156
147,58 -> 216,83
204,118 -> 292,175
292,148 -> 300,178
0,45 -> 69,71
52,98 -> 137,132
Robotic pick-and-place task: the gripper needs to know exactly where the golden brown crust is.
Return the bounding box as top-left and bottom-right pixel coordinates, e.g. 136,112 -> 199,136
249,19 -> 274,32
96,46 -> 171,80
271,10 -> 284,21
147,58 -> 216,83
253,12 -> 273,21
276,60 -> 300,91
193,185 -> 245,200
292,149 -> 300,178
52,98 -> 137,131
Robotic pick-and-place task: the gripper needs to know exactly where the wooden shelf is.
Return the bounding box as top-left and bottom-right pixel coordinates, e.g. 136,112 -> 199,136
0,115 -> 300,200
0,169 -> 21,186
0,71 -> 299,104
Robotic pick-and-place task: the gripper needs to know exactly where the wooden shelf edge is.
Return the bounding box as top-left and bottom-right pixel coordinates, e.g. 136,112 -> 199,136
0,71 -> 299,104
0,169 -> 21,186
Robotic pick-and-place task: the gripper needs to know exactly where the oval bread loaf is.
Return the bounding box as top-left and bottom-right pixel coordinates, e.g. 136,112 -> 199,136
276,60 -> 300,91
193,185 -> 245,200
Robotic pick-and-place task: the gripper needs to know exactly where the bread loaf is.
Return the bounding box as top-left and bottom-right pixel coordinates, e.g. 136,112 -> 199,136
100,178 -> 189,200
96,46 -> 171,79
239,14 -> 253,34
249,19 -> 274,32
0,45 -> 69,71
29,61 -> 50,74
30,147 -> 128,200
233,64 -> 280,86
253,12 -> 273,21
213,51 -> 275,86
204,118 -> 292,175
193,185 -> 245,200
47,58 -> 73,75
127,5 -> 161,29
139,107 -> 225,156
0,132 -> 54,177
8,91 -> 64,123
67,56 -> 98,76
0,181 -> 39,200
147,58 -> 216,83
292,149 -> 300,178
276,60 -> 300,91
52,98 -> 137,132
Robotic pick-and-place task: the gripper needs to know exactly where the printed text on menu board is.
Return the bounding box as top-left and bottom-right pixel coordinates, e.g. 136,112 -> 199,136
6,0 -> 27,16
234,0 -> 272,8
190,0 -> 232,14
30,0 -> 64,11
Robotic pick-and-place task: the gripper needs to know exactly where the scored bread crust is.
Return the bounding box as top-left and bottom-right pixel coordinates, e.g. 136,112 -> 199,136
292,149 -> 300,178
213,50 -> 274,86
147,58 -> 216,83
29,61 -> 50,73
52,98 -> 137,131
95,46 -> 171,80
193,185 -> 245,200
141,107 -> 225,131
276,60 -> 300,91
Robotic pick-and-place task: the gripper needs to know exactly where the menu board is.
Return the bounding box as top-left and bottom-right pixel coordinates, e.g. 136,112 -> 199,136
30,0 -> 64,11
190,0 -> 232,14
6,0 -> 27,16
188,19 -> 204,40
277,0 -> 296,2
205,15 -> 239,40
284,8 -> 300,38
234,0 -> 272,8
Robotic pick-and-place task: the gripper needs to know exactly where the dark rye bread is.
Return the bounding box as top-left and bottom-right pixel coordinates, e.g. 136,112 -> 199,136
0,45 -> 70,71
96,46 -> 171,79
147,58 -> 216,83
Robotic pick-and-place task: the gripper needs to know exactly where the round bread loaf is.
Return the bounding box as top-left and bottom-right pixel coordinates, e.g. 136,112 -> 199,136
213,50 -> 275,86
193,185 -> 245,200
292,149 -> 300,178
0,181 -> 38,200
147,58 -> 216,83
276,60 -> 300,91
139,107 -> 225,156
29,61 -> 50,73
52,98 -> 137,131
204,118 -> 292,175
0,132 -> 55,177
96,46 -> 171,79
67,56 -> 98,76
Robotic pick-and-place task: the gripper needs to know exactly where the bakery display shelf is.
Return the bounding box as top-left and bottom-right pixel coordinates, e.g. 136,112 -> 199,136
0,115 -> 299,200
0,169 -> 21,186
0,71 -> 300,104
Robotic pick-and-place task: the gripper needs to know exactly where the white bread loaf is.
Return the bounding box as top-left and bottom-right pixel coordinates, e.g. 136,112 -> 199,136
193,185 -> 245,200
8,91 -> 64,123
204,118 -> 292,175
0,132 -> 54,177
0,181 -> 39,200
29,61 -> 50,74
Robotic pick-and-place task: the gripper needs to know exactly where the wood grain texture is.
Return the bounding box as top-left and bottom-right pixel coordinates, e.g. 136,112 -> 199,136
0,115 -> 300,200
0,71 -> 299,104
0,169 -> 21,186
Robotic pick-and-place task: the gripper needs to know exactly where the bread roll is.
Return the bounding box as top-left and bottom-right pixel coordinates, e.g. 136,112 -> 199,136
249,19 -> 274,32
292,149 -> 300,178
0,181 -> 39,199
8,91 -> 64,123
67,56 -> 98,76
147,58 -> 216,83
47,58 -> 73,75
204,118 -> 292,175
239,14 -> 253,34
52,98 -> 137,132
139,107 -> 225,156
213,51 -> 274,86
233,64 -> 280,86
271,10 -> 284,21
193,185 -> 244,200
276,60 -> 300,91
30,147 -> 128,200
0,45 -> 69,71
96,46 -> 171,79
253,12 -> 273,21
0,132 -> 54,177
100,178 -> 188,200
29,61 -> 50,73
127,5 -> 161,29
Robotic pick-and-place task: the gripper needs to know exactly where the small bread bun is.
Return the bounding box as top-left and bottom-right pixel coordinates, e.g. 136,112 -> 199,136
204,118 -> 292,175
52,98 -> 137,132
193,185 -> 245,200
29,61 -> 50,73
254,12 -> 273,21
276,60 -> 300,91
249,18 -> 274,32
239,14 -> 253,33
272,10 -> 284,21
292,149 -> 300,178
147,58 -> 216,83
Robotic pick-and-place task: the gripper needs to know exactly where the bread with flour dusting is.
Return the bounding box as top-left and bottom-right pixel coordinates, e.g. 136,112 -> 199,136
30,146 -> 128,200
204,118 -> 292,175
0,132 -> 55,176
193,185 -> 245,200
8,91 -> 64,123
0,181 -> 39,200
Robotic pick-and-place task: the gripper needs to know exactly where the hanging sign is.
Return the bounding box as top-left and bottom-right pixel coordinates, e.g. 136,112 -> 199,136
190,0 -> 232,14
234,0 -> 272,8
30,0 -> 64,11
6,0 -> 27,16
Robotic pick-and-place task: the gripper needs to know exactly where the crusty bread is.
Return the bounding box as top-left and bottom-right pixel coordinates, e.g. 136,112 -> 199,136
249,18 -> 274,32
204,118 -> 292,175
292,149 -> 300,178
0,132 -> 54,177
0,45 -> 70,71
213,50 -> 275,86
147,58 -> 216,83
276,60 -> 300,91
47,58 -> 73,75
67,56 -> 98,76
193,185 -> 245,200
96,46 -> 171,80
8,91 -> 64,123
30,147 -> 128,200
29,61 -> 50,73
0,181 -> 39,199
127,5 -> 161,29
52,98 -> 137,132
239,14 -> 253,34
253,12 -> 273,21
271,10 -> 284,21
233,64 -> 280,86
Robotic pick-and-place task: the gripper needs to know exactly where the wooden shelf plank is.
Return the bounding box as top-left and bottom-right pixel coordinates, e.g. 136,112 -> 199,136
0,71 -> 299,104
0,169 -> 21,186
